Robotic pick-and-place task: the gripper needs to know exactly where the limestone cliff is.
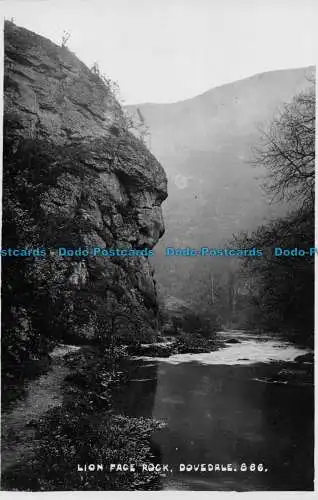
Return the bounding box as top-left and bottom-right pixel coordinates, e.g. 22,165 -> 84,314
2,21 -> 167,357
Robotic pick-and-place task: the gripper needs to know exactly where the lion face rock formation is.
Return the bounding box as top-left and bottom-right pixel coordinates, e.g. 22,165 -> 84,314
3,21 -> 167,347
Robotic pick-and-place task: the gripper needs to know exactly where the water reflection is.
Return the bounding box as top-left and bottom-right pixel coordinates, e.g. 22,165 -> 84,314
113,360 -> 159,418
118,332 -> 313,491
151,361 -> 313,490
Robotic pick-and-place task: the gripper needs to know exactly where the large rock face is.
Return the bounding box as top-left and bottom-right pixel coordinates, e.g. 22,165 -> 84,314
2,21 -> 167,349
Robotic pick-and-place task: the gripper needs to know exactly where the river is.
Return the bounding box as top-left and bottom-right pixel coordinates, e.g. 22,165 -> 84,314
1,331 -> 314,491
114,330 -> 314,491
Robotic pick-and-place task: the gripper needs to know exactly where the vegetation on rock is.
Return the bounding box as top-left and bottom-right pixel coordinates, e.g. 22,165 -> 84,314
2,21 -> 167,382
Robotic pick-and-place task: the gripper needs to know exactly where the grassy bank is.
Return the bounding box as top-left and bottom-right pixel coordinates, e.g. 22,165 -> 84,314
1,345 -> 166,491
2,328 -> 224,490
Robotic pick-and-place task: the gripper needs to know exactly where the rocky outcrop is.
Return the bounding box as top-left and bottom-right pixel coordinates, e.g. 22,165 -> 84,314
2,21 -> 167,353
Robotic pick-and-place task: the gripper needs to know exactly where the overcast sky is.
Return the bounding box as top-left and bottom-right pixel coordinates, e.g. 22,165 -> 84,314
1,0 -> 317,104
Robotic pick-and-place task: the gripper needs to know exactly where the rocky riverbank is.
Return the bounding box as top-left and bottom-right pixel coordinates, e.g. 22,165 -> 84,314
128,333 -> 225,358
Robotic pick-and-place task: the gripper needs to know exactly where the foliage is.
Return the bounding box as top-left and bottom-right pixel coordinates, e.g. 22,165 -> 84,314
1,347 -> 165,491
2,132 -> 158,379
123,108 -> 151,145
232,81 -> 315,345
158,294 -> 218,339
89,63 -> 150,144
172,331 -> 217,354
61,30 -> 71,48
90,61 -> 122,101
252,80 -> 315,208
25,413 -> 164,491
232,207 -> 314,342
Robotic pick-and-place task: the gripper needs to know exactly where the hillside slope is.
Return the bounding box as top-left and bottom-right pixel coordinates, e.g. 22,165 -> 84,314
127,67 -> 314,300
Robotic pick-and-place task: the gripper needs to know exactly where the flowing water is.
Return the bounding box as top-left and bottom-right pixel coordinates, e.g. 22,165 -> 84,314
115,330 -> 314,491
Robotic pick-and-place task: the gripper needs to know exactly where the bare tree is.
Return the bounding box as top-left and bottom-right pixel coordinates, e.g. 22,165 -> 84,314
253,79 -> 315,209
61,30 -> 71,48
123,108 -> 151,145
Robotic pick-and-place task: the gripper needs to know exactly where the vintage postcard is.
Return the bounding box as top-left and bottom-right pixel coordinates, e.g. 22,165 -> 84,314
0,0 -> 316,495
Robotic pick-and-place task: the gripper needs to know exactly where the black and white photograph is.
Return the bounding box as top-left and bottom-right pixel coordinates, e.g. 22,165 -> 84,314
0,0 -> 316,493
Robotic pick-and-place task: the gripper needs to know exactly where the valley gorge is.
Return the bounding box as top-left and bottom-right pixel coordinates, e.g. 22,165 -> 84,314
1,19 -> 314,493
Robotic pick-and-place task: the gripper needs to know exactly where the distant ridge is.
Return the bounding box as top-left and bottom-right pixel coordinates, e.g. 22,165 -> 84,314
127,65 -> 315,107
126,66 -> 315,302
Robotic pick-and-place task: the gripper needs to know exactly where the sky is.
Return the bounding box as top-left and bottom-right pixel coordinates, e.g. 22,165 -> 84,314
1,0 -> 317,104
